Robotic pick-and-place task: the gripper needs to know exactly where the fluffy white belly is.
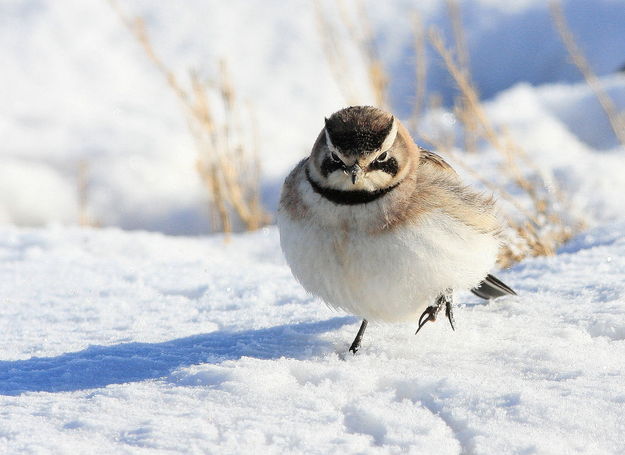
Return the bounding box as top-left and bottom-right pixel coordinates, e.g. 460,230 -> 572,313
278,210 -> 499,322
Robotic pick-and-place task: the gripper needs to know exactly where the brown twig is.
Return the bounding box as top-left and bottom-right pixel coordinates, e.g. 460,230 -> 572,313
409,12 -> 428,134
108,0 -> 269,234
427,25 -> 584,266
315,0 -> 388,107
550,0 -> 625,147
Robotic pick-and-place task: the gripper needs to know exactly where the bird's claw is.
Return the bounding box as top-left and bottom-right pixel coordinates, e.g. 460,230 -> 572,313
415,306 -> 439,334
445,301 -> 455,331
415,291 -> 455,335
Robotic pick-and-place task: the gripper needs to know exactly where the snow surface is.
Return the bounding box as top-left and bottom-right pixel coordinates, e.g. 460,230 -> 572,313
2,0 -> 625,453
1,224 -> 625,454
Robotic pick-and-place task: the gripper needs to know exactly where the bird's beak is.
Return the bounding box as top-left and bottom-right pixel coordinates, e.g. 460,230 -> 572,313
345,164 -> 363,185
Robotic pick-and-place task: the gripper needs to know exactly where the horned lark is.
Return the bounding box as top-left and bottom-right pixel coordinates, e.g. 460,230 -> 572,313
278,106 -> 515,353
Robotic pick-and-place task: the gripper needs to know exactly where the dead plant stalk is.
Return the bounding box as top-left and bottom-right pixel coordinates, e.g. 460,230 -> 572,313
108,0 -> 268,234
550,0 -> 625,147
428,27 -> 582,266
315,0 -> 388,108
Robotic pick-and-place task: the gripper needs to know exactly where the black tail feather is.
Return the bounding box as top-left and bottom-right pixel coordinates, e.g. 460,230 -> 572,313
471,274 -> 516,300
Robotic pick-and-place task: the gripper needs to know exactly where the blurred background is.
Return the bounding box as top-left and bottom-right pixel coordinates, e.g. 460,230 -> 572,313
1,0 -> 624,262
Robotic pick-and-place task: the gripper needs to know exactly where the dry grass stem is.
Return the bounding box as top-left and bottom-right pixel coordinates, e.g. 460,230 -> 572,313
314,0 -> 361,105
446,0 -> 470,75
427,26 -> 584,266
315,0 -> 388,108
109,0 -> 269,234
446,0 -> 478,154
77,159 -> 98,227
408,13 -> 428,133
550,0 -> 625,147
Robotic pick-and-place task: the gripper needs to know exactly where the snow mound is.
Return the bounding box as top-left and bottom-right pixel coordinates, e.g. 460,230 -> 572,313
1,225 -> 624,453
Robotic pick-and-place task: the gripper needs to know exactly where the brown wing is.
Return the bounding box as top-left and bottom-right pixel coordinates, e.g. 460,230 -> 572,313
279,159 -> 309,220
419,150 -> 458,177
413,149 -> 500,234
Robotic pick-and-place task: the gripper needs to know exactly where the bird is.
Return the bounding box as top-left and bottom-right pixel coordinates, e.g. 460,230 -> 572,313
277,106 -> 516,353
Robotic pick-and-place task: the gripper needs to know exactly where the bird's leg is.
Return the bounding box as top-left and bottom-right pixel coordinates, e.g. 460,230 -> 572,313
415,290 -> 455,334
445,294 -> 455,331
349,319 -> 368,354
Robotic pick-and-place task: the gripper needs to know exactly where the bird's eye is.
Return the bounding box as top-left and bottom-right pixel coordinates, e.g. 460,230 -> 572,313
376,151 -> 389,162
331,152 -> 342,163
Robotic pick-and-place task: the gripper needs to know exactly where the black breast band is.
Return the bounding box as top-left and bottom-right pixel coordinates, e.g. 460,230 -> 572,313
305,167 -> 399,206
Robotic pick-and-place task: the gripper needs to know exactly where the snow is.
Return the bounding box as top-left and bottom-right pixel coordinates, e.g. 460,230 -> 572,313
2,0 -> 625,453
2,0 -> 625,233
1,224 -> 625,453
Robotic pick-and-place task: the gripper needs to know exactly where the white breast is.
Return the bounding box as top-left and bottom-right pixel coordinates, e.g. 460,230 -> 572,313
277,206 -> 499,323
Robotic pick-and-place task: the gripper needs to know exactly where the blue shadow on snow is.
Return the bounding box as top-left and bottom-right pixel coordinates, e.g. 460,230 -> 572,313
0,317 -> 355,396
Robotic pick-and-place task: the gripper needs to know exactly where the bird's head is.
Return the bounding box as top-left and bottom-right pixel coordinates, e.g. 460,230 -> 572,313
308,106 -> 414,193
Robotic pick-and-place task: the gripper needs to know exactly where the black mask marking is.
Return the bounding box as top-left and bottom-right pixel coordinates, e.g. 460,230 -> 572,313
320,156 -> 345,178
368,157 -> 399,177
305,167 -> 399,206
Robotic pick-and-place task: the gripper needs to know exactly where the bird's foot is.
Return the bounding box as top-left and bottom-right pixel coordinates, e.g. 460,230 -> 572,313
349,339 -> 362,354
415,290 -> 455,335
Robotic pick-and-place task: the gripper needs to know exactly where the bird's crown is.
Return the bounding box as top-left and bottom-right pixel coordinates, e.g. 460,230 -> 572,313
324,106 -> 394,155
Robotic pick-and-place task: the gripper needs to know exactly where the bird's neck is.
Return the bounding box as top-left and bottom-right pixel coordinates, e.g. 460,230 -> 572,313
305,166 -> 399,206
